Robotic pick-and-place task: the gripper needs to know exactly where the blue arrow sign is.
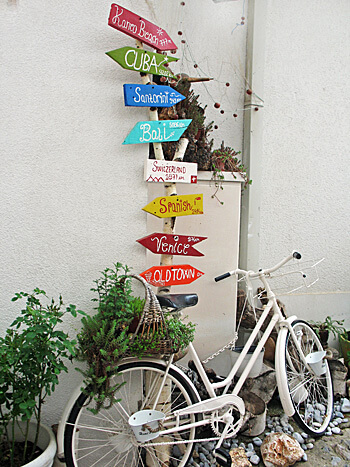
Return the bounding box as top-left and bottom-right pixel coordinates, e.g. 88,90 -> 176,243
123,84 -> 185,108
123,119 -> 192,145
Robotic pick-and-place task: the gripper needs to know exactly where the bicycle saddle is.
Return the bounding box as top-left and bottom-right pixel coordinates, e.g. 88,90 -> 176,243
156,293 -> 198,310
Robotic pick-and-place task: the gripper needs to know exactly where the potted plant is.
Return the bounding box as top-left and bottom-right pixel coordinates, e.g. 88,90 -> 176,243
211,141 -> 252,204
339,331 -> 350,368
0,288 -> 84,467
76,263 -> 195,413
309,316 -> 346,349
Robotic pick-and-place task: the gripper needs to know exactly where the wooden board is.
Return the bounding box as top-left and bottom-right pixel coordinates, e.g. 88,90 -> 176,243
145,159 -> 197,184
140,264 -> 204,286
106,47 -> 178,79
137,233 -> 207,256
123,119 -> 191,145
123,84 -> 185,108
108,4 -> 177,52
142,193 -> 203,218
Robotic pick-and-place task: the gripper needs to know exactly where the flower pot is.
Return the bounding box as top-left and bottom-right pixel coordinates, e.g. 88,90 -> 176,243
6,421 -> 57,467
230,345 -> 264,378
339,332 -> 350,368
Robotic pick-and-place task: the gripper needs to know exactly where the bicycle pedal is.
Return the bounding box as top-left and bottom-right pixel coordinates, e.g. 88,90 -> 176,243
214,447 -> 231,467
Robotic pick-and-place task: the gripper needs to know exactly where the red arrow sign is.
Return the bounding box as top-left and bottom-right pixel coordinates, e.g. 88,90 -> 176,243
140,265 -> 204,287
137,233 -> 207,257
108,4 -> 177,52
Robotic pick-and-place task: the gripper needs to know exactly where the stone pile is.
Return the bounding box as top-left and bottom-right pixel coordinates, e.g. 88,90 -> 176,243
181,398 -> 350,467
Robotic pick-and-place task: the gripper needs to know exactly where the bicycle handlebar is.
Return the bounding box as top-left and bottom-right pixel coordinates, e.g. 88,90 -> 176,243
214,251 -> 302,282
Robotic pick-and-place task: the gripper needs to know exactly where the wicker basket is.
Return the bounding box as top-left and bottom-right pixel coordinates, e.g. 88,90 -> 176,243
127,274 -> 179,356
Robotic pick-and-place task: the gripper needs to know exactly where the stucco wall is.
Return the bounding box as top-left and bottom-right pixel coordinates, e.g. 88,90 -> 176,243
246,0 -> 350,327
0,0 -> 247,426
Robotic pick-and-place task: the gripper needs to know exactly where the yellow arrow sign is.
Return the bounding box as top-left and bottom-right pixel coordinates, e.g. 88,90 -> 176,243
142,194 -> 204,218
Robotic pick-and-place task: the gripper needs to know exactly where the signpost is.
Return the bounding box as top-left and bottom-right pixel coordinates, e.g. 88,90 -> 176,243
142,193 -> 203,218
108,4 -> 177,52
137,233 -> 207,256
145,159 -> 197,184
123,84 -> 185,108
123,119 -> 192,145
106,47 -> 178,79
140,264 -> 204,287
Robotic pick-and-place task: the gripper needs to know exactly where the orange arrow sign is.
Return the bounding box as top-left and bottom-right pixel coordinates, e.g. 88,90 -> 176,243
142,194 -> 203,218
140,265 -> 204,287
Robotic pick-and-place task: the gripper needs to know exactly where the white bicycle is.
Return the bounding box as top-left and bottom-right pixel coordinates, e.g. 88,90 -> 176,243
57,251 -> 333,466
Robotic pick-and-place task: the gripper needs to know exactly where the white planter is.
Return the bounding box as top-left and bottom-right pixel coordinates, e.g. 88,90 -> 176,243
230,345 -> 264,378
7,421 -> 57,467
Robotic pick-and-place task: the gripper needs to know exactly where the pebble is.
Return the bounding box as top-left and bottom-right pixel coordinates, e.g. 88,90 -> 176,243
306,443 -> 314,449
250,454 -> 260,465
335,411 -> 345,418
331,456 -> 342,466
252,437 -> 262,447
173,445 -> 182,457
293,432 -> 304,444
301,432 -> 308,439
341,398 -> 350,413
332,427 -> 341,434
302,452 -> 308,462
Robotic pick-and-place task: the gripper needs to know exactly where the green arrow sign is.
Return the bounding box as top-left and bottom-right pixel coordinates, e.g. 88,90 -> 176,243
106,47 -> 178,79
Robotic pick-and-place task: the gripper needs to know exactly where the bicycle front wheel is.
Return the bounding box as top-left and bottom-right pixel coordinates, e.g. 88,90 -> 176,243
64,360 -> 199,467
276,320 -> 333,436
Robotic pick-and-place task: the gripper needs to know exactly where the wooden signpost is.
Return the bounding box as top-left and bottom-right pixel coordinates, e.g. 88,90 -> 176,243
106,47 -> 179,79
140,264 -> 204,287
145,159 -> 197,184
108,4 -> 177,52
137,233 -> 207,257
142,193 -> 203,218
123,84 -> 185,108
123,119 -> 192,145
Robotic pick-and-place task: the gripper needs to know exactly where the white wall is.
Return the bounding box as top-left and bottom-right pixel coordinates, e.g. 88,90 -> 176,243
244,0 -> 350,327
0,0 -> 247,425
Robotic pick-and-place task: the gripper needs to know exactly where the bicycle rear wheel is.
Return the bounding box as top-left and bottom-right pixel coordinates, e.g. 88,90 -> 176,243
276,320 -> 333,436
64,360 -> 199,467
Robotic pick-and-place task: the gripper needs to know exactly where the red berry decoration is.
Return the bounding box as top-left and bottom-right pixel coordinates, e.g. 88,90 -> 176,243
214,125 -> 218,129
194,64 -> 198,68
241,16 -> 245,20
233,113 -> 238,118
178,31 -> 183,35
255,107 -> 259,111
214,102 -> 221,109
181,40 -> 186,44
220,110 -> 224,114
181,1 -> 185,5
226,82 -> 230,87
246,89 -> 253,95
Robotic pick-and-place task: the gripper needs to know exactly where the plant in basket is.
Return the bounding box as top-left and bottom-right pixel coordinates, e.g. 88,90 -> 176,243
0,288 -> 83,467
76,263 -> 196,413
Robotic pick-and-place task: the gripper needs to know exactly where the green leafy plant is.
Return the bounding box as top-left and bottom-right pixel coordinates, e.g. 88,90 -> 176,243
0,288 -> 83,467
310,316 -> 346,340
211,141 -> 252,204
129,313 -> 196,357
76,263 -> 196,413
76,263 -> 139,413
